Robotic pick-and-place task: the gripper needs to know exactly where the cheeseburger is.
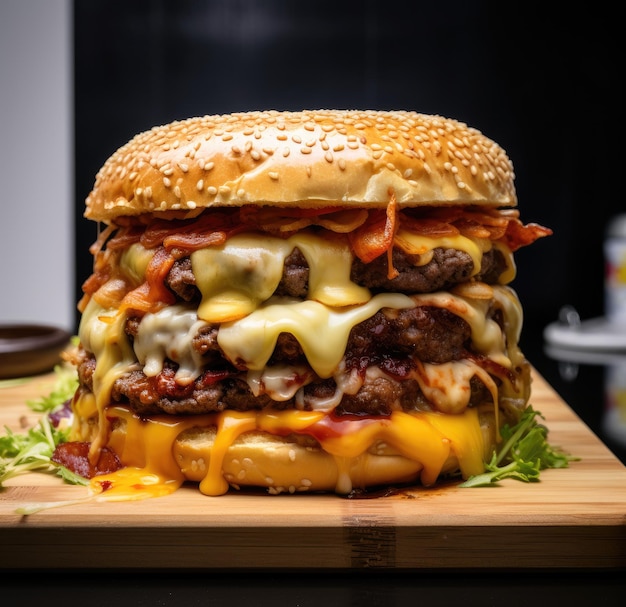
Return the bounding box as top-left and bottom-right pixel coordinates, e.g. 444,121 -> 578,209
67,109 -> 551,499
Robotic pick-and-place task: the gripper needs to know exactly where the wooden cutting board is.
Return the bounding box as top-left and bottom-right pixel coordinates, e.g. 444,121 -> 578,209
1,368 -> 625,570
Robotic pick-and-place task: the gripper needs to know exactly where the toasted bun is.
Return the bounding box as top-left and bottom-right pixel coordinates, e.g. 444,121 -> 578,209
105,415 -> 498,495
85,110 -> 517,222
176,428 -> 433,495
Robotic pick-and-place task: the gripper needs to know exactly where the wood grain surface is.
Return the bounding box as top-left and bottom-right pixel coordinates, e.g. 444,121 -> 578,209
1,369 -> 625,570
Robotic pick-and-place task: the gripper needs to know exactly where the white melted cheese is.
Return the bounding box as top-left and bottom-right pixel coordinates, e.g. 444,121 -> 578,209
134,305 -> 210,385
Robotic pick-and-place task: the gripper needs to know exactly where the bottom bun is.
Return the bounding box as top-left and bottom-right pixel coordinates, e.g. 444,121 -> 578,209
175,427 -> 438,495
101,406 -> 499,496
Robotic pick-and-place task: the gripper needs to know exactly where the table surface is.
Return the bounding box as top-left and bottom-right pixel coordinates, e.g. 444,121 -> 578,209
1,368 -> 625,572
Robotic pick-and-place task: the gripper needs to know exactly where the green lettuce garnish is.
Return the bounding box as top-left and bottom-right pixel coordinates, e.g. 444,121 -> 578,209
0,365 -> 85,487
460,405 -> 578,487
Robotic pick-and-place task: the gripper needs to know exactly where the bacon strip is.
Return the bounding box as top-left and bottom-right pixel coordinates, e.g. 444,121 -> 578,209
348,191 -> 399,271
119,247 -> 176,315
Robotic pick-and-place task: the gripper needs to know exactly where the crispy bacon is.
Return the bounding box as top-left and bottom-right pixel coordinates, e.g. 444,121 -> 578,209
80,203 -> 550,315
119,247 -> 176,315
502,218 -> 553,252
348,191 -> 399,272
141,211 -> 240,251
52,441 -> 122,479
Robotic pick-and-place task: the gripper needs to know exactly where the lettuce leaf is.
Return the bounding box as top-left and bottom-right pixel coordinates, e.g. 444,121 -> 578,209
459,405 -> 577,488
0,365 -> 84,487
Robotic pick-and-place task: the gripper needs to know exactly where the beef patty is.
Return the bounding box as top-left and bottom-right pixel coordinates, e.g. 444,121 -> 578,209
76,245 -> 505,416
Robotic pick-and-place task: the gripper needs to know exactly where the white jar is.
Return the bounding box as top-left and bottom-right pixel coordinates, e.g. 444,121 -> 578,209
605,214 -> 626,326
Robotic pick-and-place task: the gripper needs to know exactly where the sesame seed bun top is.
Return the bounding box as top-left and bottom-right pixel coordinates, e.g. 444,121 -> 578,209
84,109 -> 517,222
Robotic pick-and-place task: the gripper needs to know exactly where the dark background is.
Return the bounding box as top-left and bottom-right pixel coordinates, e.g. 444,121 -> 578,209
73,0 -> 624,331
73,1 -> 626,463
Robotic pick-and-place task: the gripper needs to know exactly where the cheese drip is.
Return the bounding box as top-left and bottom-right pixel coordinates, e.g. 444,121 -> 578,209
88,405 -> 485,498
191,231 -> 371,323
126,285 -> 523,415
394,230 -> 487,274
134,305 -> 209,384
217,293 -> 415,378
77,297 -> 137,459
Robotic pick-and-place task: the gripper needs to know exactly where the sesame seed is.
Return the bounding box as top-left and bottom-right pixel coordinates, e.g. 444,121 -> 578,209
204,161 -> 214,171
288,449 -> 296,461
300,146 -> 312,154
324,151 -> 333,163
163,177 -> 171,188
338,158 -> 346,170
207,186 -> 217,196
218,185 -> 231,196
300,478 -> 312,487
196,179 -> 204,191
268,171 -> 279,180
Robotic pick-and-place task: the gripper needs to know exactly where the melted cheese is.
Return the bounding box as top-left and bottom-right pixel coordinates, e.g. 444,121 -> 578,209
75,224 -> 524,501
394,230 -> 487,274
134,305 -> 210,385
77,297 -> 137,458
120,243 -> 154,285
86,404 -> 484,499
217,293 -> 414,378
191,231 -> 371,322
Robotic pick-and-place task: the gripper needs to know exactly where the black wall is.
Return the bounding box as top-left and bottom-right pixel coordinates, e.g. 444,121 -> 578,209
73,0 -> 624,361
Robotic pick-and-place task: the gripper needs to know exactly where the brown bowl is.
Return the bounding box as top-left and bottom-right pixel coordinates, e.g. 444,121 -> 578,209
0,324 -> 72,380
